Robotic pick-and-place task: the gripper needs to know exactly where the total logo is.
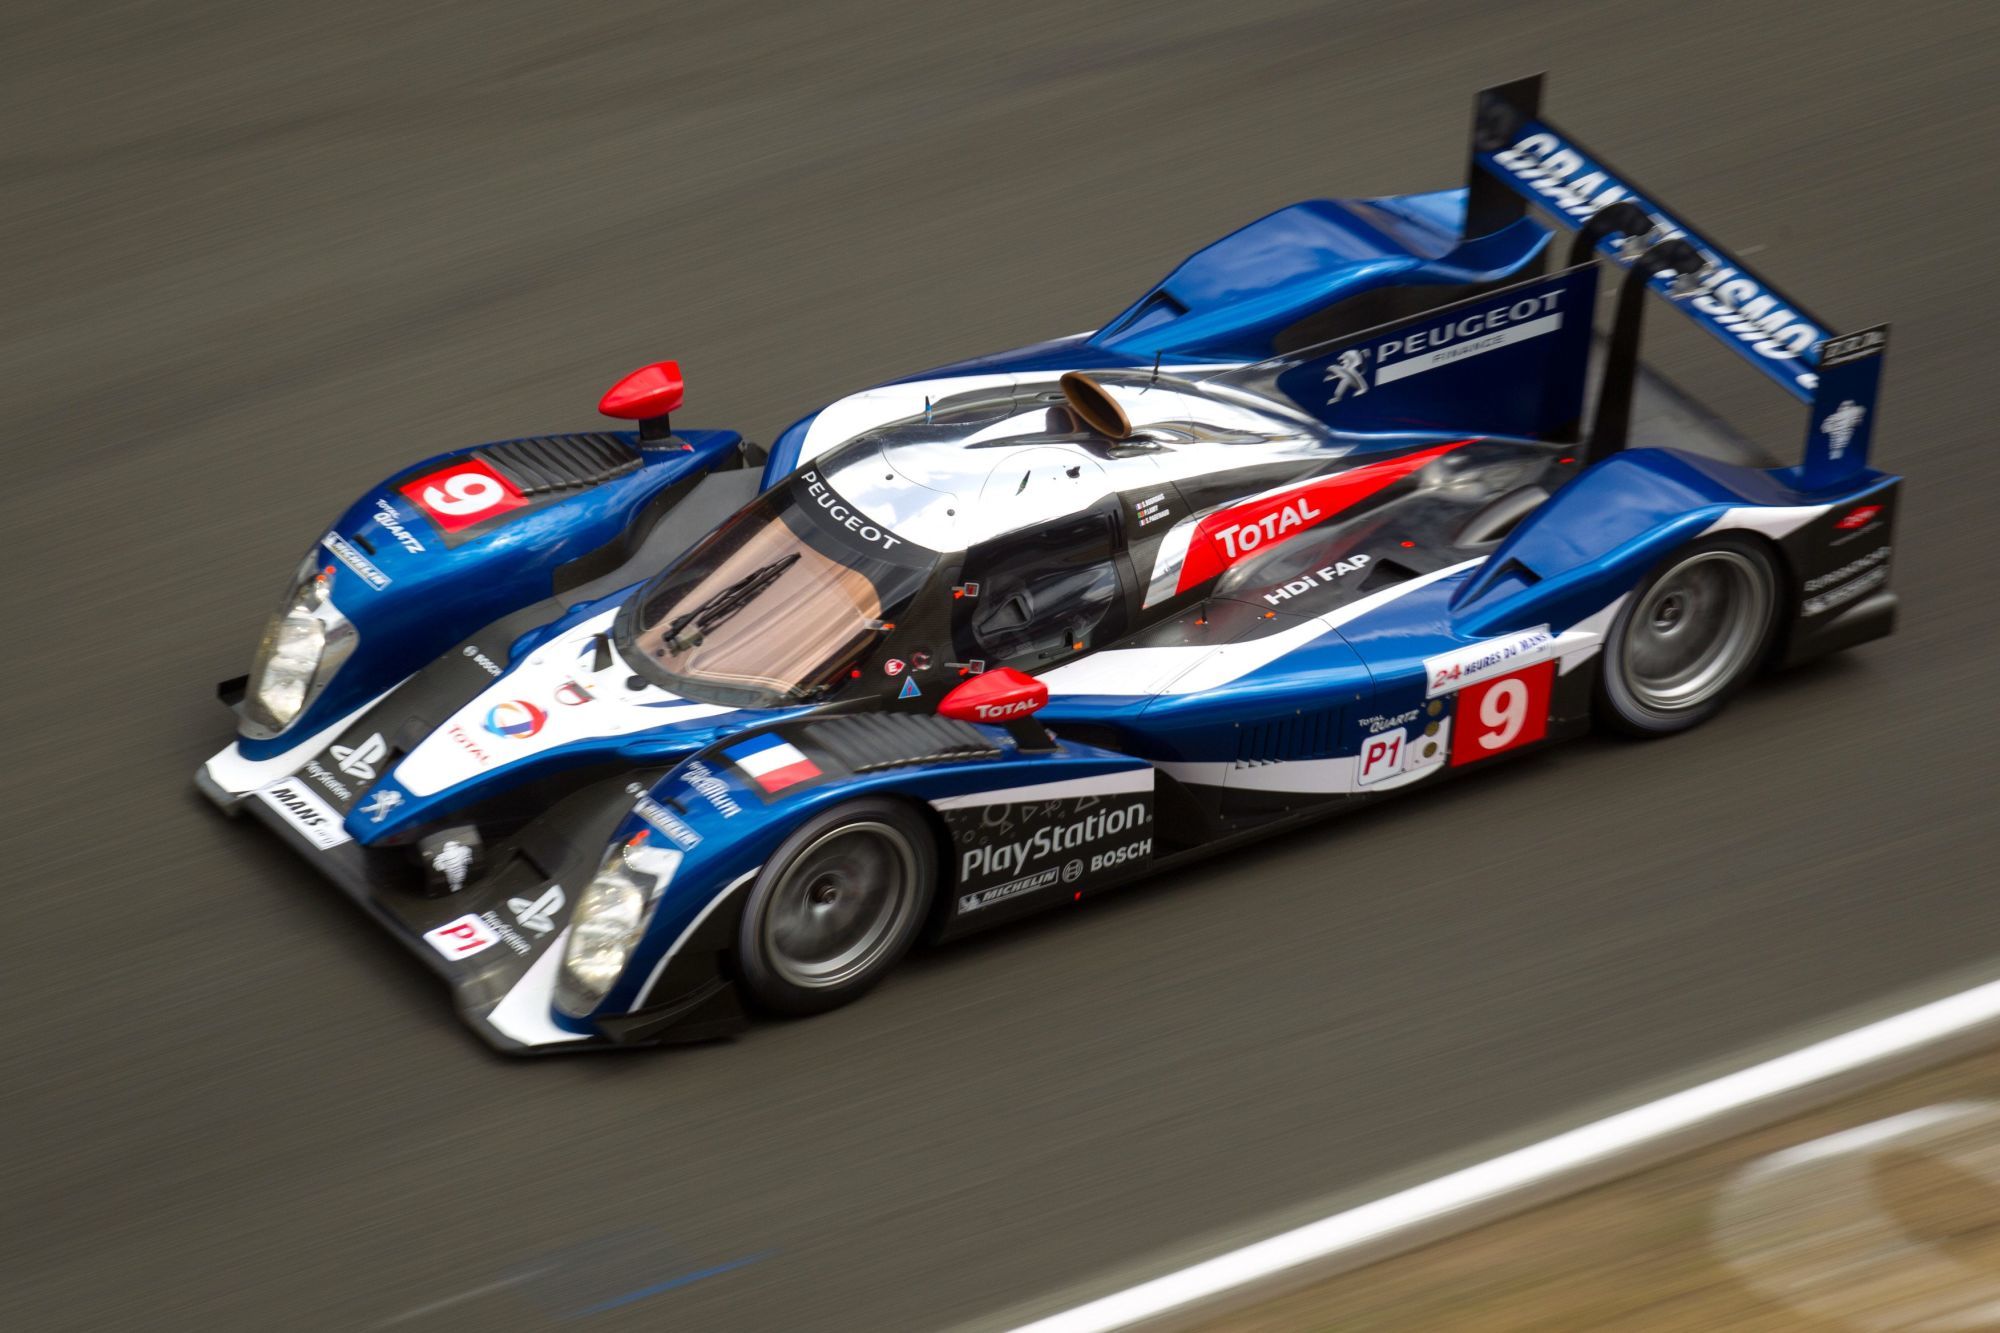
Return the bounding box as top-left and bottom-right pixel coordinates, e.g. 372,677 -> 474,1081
970,698 -> 1038,721
1215,497 -> 1321,559
483,699 -> 547,739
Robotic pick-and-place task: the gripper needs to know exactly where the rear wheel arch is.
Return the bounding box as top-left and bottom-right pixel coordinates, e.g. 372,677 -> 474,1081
1595,530 -> 1782,737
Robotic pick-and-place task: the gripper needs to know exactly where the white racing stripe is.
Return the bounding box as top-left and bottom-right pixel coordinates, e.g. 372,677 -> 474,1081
1043,559 -> 1482,700
631,869 -> 760,1008
928,769 -> 1155,811
484,927 -> 586,1047
203,683 -> 408,795
1005,975 -> 2000,1333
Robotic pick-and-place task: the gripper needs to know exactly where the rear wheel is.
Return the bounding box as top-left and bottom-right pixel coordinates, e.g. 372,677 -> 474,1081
735,799 -> 935,1016
1597,535 -> 1779,736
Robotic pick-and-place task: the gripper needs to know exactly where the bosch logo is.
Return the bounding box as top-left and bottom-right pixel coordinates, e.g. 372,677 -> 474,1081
1835,504 -> 1882,532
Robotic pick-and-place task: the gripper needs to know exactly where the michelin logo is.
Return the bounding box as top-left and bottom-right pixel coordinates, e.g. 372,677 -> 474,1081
322,530 -> 389,591
959,867 -> 1060,914
633,795 -> 702,849
1819,401 -> 1866,460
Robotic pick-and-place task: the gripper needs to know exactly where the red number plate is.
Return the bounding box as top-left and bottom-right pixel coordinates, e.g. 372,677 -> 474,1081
399,459 -> 527,533
1449,660 -> 1554,766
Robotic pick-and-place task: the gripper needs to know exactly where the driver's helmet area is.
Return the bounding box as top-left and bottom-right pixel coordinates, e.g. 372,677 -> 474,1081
954,510 -> 1129,672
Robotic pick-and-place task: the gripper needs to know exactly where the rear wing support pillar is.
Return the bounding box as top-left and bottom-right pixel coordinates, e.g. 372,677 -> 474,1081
1584,233 -> 1706,464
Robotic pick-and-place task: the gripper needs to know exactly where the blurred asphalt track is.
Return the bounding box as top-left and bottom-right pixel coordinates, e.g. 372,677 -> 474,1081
3,2 -> 1995,1329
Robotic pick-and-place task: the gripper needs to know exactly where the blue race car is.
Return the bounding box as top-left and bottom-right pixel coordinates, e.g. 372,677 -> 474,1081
197,77 -> 1898,1053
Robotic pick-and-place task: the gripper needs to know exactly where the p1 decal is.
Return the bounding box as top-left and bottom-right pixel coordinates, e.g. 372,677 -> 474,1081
1449,661 -> 1554,765
1173,442 -> 1467,593
1357,721 -> 1452,786
1356,729 -> 1408,786
422,913 -> 500,960
398,458 -> 527,533
725,735 -> 822,794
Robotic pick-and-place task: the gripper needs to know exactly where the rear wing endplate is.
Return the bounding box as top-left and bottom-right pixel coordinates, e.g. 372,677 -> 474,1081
1466,74 -> 1887,487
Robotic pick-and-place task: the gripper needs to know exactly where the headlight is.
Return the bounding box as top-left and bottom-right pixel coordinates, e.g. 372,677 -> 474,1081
242,553 -> 358,737
556,833 -> 682,1015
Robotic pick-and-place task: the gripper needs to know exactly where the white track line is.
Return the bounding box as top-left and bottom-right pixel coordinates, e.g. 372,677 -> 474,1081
1009,975 -> 2000,1332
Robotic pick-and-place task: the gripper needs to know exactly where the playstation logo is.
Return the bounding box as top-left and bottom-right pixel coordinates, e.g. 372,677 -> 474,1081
332,733 -> 388,780
507,885 -> 566,935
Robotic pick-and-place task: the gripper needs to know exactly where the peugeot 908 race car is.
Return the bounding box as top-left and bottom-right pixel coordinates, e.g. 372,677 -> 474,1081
197,77 -> 1899,1052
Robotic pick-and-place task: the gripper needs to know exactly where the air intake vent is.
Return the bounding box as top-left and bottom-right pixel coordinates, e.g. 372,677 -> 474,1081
475,433 -> 642,496
805,714 -> 1000,774
1234,709 -> 1342,766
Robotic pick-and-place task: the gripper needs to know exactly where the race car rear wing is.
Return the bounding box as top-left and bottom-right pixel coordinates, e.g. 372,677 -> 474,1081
1465,74 -> 1887,488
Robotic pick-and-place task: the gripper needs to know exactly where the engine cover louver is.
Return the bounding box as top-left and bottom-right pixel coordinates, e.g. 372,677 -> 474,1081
474,433 -> 642,496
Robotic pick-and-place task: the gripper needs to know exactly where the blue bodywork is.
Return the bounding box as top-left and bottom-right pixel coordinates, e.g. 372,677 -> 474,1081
200,108 -> 1900,1052
242,429 -> 744,761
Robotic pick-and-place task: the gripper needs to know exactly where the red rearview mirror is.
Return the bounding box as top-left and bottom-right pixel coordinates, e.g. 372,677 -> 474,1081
938,667 -> 1048,724
599,361 -> 684,441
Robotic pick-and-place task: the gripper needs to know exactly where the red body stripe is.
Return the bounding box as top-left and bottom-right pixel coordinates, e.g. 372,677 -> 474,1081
1175,440 -> 1472,593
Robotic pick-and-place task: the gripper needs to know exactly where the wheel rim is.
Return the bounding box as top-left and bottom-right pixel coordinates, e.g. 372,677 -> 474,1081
761,821 -> 919,989
1620,549 -> 1770,712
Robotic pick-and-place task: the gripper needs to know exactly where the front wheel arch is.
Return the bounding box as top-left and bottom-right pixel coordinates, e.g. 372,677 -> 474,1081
733,796 -> 938,1017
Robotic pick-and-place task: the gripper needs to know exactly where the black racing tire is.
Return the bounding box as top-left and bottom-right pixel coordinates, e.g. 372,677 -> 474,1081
734,798 -> 936,1017
1596,533 -> 1781,737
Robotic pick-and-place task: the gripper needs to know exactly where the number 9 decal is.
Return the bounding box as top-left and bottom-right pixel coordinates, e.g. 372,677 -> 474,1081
398,458 -> 527,533
423,471 -> 507,515
1450,661 -> 1554,766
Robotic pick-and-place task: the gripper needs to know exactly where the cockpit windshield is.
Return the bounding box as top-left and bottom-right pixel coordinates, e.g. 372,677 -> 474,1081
616,471 -> 935,707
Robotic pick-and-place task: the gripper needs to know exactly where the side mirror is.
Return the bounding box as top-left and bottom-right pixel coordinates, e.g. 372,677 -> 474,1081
938,667 -> 1048,723
599,361 -> 685,442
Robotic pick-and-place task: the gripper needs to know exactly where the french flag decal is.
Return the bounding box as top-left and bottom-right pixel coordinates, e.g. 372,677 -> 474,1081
725,734 -> 822,794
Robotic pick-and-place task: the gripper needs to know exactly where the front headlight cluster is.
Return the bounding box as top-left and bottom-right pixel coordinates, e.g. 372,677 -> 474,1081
557,833 -> 683,1016
242,553 -> 359,737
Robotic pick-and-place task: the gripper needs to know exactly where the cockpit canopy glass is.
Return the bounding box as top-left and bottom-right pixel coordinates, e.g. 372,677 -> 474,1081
617,476 -> 934,707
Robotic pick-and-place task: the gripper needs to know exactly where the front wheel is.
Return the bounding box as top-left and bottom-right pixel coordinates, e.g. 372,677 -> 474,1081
1597,535 -> 1780,737
735,799 -> 936,1017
